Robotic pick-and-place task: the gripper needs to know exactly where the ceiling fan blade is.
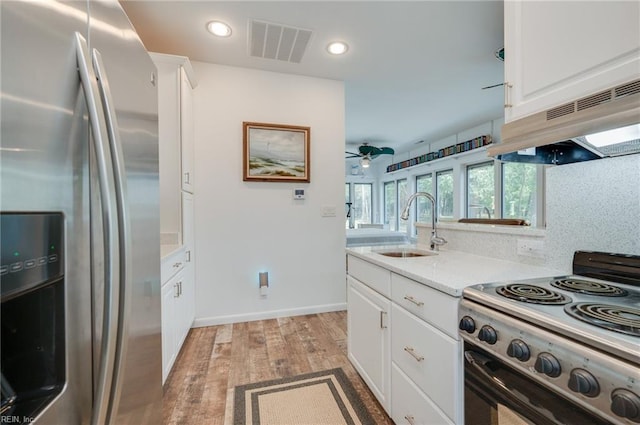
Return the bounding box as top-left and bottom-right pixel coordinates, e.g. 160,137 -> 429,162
379,147 -> 395,155
345,151 -> 361,158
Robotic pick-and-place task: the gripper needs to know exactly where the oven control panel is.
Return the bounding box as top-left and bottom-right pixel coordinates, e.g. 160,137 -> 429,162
459,299 -> 640,425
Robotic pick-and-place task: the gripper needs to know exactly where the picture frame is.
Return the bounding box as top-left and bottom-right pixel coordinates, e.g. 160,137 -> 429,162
243,122 -> 311,182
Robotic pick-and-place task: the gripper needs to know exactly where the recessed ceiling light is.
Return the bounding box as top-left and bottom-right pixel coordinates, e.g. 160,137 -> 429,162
327,41 -> 348,55
207,21 -> 232,37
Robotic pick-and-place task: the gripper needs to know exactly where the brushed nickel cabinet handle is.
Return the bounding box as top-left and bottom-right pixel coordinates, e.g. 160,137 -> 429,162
404,346 -> 425,362
405,414 -> 416,425
174,283 -> 180,298
403,295 -> 424,307
504,82 -> 513,108
380,311 -> 388,329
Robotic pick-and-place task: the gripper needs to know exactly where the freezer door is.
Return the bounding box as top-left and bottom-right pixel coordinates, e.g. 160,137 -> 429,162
87,1 -> 162,424
1,1 -> 93,424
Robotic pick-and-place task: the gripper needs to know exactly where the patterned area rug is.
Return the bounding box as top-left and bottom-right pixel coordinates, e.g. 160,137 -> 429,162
233,368 -> 374,425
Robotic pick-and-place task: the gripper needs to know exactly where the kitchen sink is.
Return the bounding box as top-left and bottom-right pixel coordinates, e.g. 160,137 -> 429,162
374,248 -> 437,258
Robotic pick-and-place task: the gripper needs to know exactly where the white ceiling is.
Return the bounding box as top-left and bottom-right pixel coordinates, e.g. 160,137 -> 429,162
121,1 -> 505,155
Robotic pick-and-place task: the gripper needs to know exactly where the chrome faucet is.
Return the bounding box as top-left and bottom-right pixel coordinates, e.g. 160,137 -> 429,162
400,192 -> 447,251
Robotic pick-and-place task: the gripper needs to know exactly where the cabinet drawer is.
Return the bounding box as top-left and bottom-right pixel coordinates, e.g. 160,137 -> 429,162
391,304 -> 461,423
347,255 -> 391,297
391,363 -> 453,425
161,246 -> 185,283
391,273 -> 459,338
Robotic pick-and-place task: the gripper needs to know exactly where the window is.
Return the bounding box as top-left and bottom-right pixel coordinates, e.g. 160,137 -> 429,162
436,170 -> 453,219
353,183 -> 372,227
502,162 -> 537,225
397,179 -> 409,232
345,183 -> 351,229
415,173 -> 433,228
467,162 -> 495,218
384,181 -> 397,231
346,182 -> 373,229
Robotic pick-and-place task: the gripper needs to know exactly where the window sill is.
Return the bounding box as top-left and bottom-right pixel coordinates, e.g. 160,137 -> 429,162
416,221 -> 546,237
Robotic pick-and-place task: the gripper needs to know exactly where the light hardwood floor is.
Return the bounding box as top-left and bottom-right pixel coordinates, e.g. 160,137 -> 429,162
163,311 -> 394,425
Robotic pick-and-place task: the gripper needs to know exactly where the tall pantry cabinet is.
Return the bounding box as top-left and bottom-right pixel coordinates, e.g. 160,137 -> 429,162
152,53 -> 197,383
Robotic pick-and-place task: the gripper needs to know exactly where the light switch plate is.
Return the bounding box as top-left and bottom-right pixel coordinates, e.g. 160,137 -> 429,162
321,205 -> 336,217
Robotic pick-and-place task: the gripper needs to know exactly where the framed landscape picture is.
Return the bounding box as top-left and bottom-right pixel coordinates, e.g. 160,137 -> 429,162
243,122 -> 311,182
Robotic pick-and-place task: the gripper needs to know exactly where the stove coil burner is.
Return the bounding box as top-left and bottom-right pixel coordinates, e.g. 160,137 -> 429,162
564,303 -> 640,337
496,284 -> 572,305
551,278 -> 628,297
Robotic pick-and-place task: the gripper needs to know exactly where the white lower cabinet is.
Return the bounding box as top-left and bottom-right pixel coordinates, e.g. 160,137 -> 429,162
391,364 -> 454,425
161,269 -> 180,382
347,276 -> 391,411
391,304 -> 461,423
346,254 -> 463,423
160,246 -> 194,384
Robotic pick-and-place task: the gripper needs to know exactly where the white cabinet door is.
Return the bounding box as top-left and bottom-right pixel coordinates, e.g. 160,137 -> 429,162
347,276 -> 391,412
182,192 -> 194,263
504,0 -> 640,121
161,274 -> 179,383
391,364 -> 454,425
180,67 -> 195,193
180,192 -> 195,343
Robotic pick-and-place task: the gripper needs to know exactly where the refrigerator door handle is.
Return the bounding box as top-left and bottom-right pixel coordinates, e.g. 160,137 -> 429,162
92,47 -> 133,425
74,32 -> 121,425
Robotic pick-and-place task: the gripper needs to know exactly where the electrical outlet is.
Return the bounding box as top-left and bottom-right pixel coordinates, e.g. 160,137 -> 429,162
517,239 -> 545,258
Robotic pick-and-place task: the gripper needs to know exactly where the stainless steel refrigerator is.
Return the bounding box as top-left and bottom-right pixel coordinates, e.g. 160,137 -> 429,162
1,1 -> 162,424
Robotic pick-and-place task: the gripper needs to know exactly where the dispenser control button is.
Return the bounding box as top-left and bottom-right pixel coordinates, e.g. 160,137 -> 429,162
10,262 -> 23,273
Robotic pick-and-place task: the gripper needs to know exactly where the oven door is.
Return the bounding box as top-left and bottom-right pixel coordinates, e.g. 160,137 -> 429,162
464,343 -> 610,425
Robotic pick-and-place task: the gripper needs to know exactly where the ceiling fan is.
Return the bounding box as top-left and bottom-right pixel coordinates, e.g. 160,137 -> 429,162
345,143 -> 395,168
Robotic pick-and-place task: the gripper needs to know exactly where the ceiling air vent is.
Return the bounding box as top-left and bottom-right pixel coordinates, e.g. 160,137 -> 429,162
249,20 -> 312,64
547,102 -> 575,120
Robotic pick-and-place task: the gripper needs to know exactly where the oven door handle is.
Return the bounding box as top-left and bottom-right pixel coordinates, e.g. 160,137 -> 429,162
464,350 -> 557,424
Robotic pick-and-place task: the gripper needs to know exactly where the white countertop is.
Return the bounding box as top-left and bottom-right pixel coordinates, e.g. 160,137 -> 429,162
346,244 -> 564,297
161,243 -> 183,259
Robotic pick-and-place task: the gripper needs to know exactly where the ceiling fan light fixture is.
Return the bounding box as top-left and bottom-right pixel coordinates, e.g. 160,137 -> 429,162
360,156 -> 370,168
327,41 -> 348,55
207,21 -> 232,37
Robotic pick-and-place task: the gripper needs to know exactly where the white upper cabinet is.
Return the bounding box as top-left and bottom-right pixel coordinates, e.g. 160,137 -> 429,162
152,53 -> 197,245
180,67 -> 195,193
504,0 -> 640,122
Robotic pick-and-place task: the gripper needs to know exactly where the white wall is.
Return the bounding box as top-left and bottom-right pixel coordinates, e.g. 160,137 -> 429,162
191,63 -> 346,326
545,154 -> 640,272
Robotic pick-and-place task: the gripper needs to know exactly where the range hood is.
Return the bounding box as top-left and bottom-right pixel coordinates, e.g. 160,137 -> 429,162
489,79 -> 640,165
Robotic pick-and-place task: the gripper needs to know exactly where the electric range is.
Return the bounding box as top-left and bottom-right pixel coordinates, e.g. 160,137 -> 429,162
459,251 -> 640,424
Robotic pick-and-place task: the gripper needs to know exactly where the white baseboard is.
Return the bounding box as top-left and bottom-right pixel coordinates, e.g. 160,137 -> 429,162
192,303 -> 347,328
